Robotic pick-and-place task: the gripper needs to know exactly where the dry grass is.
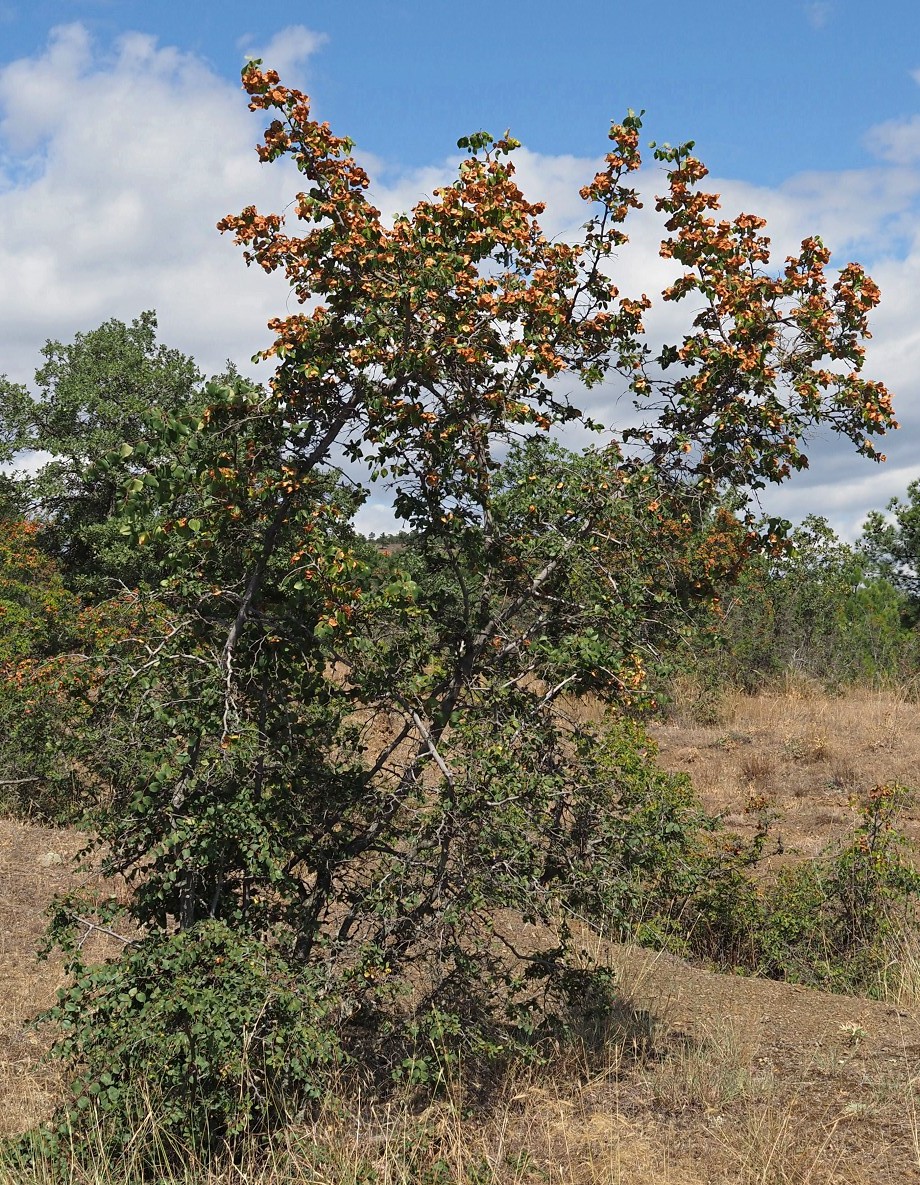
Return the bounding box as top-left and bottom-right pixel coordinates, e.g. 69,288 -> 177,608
653,684 -> 920,860
7,990 -> 917,1183
4,686 -> 920,1182
878,928 -> 920,1009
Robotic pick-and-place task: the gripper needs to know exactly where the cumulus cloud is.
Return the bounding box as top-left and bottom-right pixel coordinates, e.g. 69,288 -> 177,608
864,71 -> 920,167
1,24 -> 919,537
867,115 -> 920,166
237,25 -> 328,82
0,23 -> 303,385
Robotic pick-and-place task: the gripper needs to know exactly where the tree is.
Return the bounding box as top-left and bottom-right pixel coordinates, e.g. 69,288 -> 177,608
862,479 -> 920,624
0,316 -> 207,821
0,525 -> 82,819
0,312 -> 204,597
692,515 -> 912,691
35,64 -> 896,1160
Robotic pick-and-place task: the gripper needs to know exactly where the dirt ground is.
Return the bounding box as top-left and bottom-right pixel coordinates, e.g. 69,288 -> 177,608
2,686 -> 920,1182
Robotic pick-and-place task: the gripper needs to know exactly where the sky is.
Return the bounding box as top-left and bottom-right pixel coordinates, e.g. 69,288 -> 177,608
2,1 -> 920,535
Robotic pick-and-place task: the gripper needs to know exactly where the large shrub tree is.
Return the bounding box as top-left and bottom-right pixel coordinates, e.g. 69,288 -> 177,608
0,316 -> 209,823
36,64 -> 896,1158
0,312 -> 204,597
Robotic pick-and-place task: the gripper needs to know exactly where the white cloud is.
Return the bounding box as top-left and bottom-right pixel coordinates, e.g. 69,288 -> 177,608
0,24 -> 303,385
864,75 -> 920,167
237,25 -> 328,82
867,114 -> 920,166
1,24 -> 919,539
755,460 -> 920,541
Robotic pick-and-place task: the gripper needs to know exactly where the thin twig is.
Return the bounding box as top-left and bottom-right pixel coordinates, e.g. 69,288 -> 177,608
74,916 -> 135,946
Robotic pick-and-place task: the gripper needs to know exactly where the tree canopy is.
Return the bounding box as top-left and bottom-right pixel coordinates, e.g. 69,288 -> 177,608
863,479 -> 920,621
0,312 -> 204,597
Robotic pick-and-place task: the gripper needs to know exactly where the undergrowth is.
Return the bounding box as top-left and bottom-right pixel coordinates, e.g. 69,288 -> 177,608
682,783 -> 920,995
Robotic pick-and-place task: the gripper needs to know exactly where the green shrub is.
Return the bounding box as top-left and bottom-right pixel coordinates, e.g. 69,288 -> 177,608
686,784 -> 920,994
32,922 -> 342,1167
8,60 -> 900,1176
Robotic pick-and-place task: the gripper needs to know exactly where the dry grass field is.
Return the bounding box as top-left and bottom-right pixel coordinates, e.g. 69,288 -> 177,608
656,678 -> 920,859
3,684 -> 920,1182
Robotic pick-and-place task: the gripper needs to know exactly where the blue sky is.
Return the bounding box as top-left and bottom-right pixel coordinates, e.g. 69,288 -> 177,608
5,1 -> 918,182
2,1 -> 920,533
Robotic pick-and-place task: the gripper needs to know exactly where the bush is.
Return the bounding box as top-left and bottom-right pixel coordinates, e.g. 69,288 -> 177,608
0,594 -> 146,823
24,713 -> 712,1168
686,784 -> 920,994
12,60 -> 897,1174
32,922 -> 342,1167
